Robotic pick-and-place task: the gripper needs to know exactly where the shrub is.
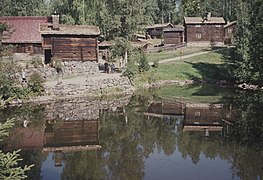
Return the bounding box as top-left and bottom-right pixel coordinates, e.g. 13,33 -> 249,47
30,56 -> 43,68
28,72 -> 45,95
123,61 -> 139,80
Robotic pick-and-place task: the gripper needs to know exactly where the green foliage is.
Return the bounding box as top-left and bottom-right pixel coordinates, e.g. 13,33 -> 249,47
28,72 -> 45,95
0,119 -> 33,179
51,58 -> 63,73
138,52 -> 150,73
30,57 -> 43,68
111,37 -> 131,60
228,0 -> 263,86
123,61 -> 139,80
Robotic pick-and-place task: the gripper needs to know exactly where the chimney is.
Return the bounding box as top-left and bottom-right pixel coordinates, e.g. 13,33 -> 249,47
51,12 -> 60,30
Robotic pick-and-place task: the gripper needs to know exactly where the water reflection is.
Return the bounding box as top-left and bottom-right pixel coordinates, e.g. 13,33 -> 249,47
0,86 -> 263,179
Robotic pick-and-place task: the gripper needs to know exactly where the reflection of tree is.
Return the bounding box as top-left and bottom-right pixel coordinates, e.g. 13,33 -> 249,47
19,150 -> 47,180
223,90 -> 263,145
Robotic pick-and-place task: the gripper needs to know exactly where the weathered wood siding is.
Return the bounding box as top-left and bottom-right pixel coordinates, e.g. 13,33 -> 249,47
45,120 -> 99,147
224,24 -> 236,45
43,35 -> 98,61
164,32 -> 184,45
185,24 -> 224,43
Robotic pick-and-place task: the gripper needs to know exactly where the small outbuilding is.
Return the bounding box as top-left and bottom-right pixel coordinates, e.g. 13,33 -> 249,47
40,14 -> 100,64
184,14 -> 226,46
163,25 -> 184,45
145,23 -> 174,39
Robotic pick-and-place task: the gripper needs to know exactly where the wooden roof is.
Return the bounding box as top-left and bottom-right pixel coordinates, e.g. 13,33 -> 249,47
146,23 -> 174,29
224,21 -> 237,28
164,25 -> 184,32
40,23 -> 100,36
184,17 -> 226,24
0,16 -> 48,43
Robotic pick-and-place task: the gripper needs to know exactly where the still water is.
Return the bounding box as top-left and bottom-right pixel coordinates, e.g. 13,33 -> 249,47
1,85 -> 263,180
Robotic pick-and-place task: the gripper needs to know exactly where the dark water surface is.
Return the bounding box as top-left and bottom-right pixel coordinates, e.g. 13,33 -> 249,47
1,85 -> 263,180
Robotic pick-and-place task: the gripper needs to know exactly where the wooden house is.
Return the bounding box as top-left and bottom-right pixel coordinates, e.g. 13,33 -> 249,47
0,16 -> 49,53
224,21 -> 237,45
145,23 -> 174,39
184,16 -> 226,46
163,25 -> 184,45
40,14 -> 100,64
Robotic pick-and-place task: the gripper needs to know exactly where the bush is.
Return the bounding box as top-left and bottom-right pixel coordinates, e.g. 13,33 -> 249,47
138,52 -> 150,72
123,61 -> 139,80
30,56 -> 43,68
28,72 -> 45,95
153,61 -> 159,68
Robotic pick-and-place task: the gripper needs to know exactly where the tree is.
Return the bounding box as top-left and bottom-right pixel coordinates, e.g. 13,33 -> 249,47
0,119 -> 33,179
229,0 -> 263,86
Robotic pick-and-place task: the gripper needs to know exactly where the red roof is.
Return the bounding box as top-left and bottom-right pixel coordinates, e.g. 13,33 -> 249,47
0,16 -> 48,43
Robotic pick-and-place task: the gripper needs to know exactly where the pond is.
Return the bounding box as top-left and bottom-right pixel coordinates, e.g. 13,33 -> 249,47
1,85 -> 263,180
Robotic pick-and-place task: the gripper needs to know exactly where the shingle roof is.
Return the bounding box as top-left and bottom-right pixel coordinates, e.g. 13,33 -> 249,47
146,23 -> 174,29
163,25 -> 184,32
184,17 -> 226,24
224,21 -> 237,28
40,23 -> 100,36
0,16 -> 48,43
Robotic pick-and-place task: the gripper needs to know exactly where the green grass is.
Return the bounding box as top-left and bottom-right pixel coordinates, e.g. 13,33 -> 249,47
153,85 -> 227,103
146,47 -> 211,62
142,50 -> 225,82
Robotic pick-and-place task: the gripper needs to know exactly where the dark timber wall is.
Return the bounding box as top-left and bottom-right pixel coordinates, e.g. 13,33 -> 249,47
185,24 -> 224,43
43,35 -> 98,61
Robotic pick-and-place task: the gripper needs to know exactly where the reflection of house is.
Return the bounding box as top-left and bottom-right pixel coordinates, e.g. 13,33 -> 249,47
183,104 -> 224,133
44,120 -> 99,147
5,120 -> 100,152
224,21 -> 237,45
40,14 -> 100,64
0,16 -> 48,53
145,23 -> 174,39
163,25 -> 184,45
147,101 -> 185,115
184,14 -> 226,46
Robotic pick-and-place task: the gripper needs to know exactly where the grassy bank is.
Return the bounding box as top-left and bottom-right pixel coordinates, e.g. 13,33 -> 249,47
135,48 -> 228,86
146,47 -> 211,63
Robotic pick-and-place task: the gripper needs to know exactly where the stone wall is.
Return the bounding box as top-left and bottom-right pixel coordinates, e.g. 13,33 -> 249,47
45,95 -> 132,121
45,74 -> 134,97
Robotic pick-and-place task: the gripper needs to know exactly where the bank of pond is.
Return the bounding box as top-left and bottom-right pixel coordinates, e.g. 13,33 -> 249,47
0,84 -> 263,179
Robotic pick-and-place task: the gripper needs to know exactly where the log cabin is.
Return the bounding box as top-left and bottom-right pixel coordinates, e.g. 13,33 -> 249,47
0,16 -> 49,53
184,15 -> 226,46
163,25 -> 184,45
40,14 -> 100,64
145,23 -> 174,39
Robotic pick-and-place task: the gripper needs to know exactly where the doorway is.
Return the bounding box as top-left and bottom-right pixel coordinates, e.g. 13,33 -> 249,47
44,49 -> 52,64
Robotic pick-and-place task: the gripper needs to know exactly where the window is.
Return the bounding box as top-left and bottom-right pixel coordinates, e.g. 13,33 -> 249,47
195,111 -> 201,116
196,33 -> 202,39
228,28 -> 233,34
195,25 -> 201,27
215,25 -> 221,28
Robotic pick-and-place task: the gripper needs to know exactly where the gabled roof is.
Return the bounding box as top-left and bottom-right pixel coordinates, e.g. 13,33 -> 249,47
98,41 -> 114,47
184,17 -> 226,24
224,21 -> 237,28
40,23 -> 100,36
0,16 -> 48,43
146,23 -> 174,29
164,25 -> 184,32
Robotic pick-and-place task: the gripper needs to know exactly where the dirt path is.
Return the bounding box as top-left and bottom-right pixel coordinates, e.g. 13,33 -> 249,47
149,50 -> 217,65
